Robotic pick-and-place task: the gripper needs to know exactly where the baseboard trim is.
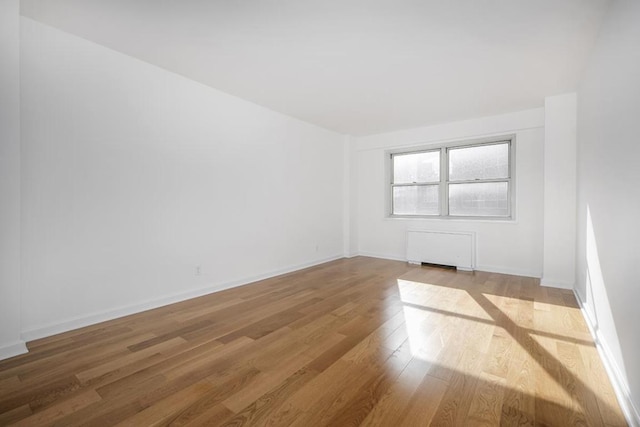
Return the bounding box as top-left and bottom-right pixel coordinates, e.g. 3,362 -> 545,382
464,263 -> 541,278
21,254 -> 344,343
540,277 -> 574,289
573,290 -> 640,427
0,340 -> 28,361
355,253 -> 541,279
357,251 -> 407,262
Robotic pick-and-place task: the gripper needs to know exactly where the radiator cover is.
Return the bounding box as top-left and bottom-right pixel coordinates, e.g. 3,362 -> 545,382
406,230 -> 475,271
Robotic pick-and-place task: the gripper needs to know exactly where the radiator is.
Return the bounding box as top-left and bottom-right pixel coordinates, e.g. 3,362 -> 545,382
406,230 -> 475,271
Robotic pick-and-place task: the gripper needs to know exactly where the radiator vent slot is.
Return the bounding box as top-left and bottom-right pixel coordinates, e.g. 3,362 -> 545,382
406,230 -> 475,271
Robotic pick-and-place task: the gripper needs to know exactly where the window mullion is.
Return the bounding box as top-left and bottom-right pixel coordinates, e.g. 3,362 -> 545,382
441,148 -> 448,216
448,178 -> 510,185
392,182 -> 440,187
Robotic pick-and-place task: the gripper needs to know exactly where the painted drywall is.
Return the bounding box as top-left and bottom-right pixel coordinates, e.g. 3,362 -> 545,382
575,0 -> 640,423
20,17 -> 345,340
0,0 -> 26,359
542,93 -> 577,289
352,109 -> 545,277
345,135 -> 359,257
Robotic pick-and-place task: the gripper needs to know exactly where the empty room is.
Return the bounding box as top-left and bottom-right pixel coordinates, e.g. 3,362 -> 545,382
1,0 -> 639,425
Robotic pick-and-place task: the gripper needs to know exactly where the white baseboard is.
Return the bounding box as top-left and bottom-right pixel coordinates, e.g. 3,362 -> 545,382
357,251 -> 407,262
465,263 -> 540,278
355,253 -> 542,279
573,290 -> 640,427
21,254 -> 344,343
0,340 -> 28,361
540,277 -> 574,289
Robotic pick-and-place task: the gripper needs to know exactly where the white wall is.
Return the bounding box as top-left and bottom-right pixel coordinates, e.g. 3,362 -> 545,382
20,18 -> 345,340
345,135 -> 359,257
575,0 -> 640,423
542,93 -> 577,289
352,109 -> 545,277
0,0 -> 26,359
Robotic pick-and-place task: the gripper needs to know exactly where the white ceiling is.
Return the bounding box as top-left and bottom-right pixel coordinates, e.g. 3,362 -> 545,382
21,0 -> 611,136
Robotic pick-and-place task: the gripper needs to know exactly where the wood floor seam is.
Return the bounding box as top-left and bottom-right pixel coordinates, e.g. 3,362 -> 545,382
0,257 -> 627,426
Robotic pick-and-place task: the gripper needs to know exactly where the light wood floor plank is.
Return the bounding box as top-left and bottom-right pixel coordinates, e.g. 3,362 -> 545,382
0,257 -> 627,426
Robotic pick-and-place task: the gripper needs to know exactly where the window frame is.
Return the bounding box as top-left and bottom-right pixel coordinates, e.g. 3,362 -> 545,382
387,136 -> 515,220
390,148 -> 441,216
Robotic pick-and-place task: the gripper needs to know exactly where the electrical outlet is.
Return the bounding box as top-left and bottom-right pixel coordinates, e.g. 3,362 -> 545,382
196,265 -> 201,276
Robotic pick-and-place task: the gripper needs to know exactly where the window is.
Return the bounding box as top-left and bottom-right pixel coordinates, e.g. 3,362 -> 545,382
390,139 -> 512,218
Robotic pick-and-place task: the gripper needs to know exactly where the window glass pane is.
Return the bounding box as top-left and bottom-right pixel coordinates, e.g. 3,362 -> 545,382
449,182 -> 509,216
449,143 -> 509,181
393,185 -> 439,215
393,151 -> 440,184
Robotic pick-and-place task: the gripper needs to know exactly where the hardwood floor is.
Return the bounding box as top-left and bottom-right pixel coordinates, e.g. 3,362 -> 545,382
0,257 -> 627,426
